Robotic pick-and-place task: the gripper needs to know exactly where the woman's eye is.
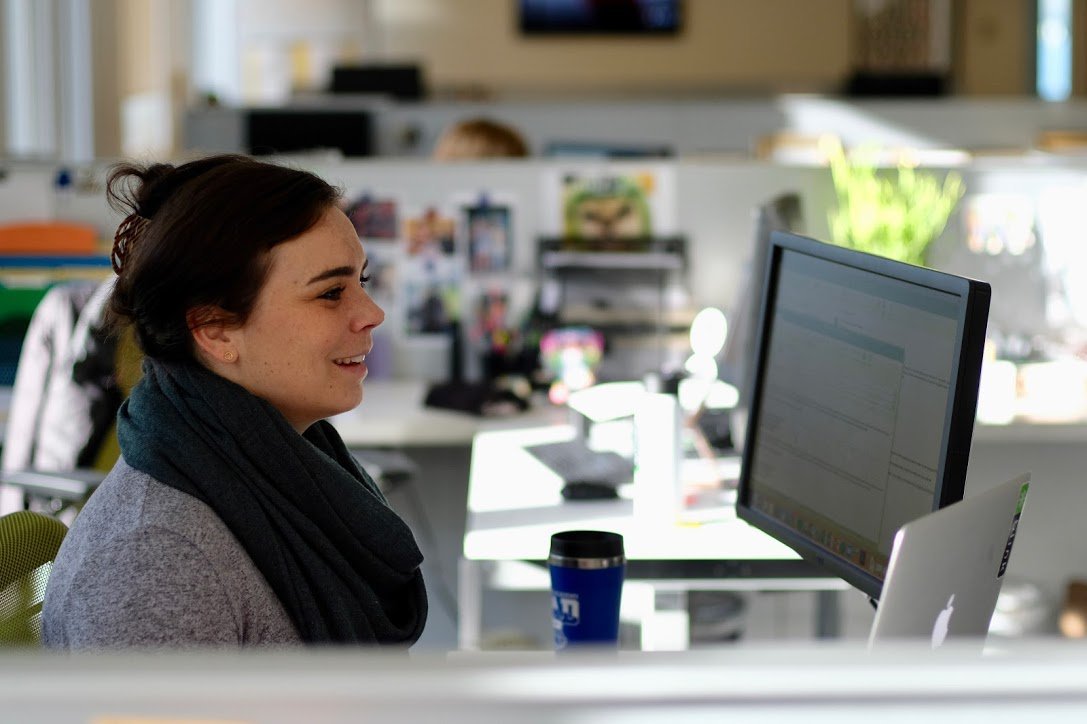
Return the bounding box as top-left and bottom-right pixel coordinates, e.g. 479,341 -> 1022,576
359,273 -> 371,288
319,286 -> 345,301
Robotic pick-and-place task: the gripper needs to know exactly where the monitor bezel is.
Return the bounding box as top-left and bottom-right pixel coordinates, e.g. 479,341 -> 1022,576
734,231 -> 991,599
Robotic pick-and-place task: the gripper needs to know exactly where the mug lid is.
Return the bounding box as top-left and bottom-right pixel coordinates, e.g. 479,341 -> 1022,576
550,530 -> 624,559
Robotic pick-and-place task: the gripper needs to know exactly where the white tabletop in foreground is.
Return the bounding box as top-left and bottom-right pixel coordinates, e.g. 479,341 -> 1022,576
464,424 -> 808,565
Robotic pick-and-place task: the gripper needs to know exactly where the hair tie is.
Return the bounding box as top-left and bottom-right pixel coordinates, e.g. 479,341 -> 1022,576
111,211 -> 151,274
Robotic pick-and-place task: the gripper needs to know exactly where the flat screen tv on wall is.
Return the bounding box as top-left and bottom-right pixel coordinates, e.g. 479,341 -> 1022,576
519,0 -> 681,35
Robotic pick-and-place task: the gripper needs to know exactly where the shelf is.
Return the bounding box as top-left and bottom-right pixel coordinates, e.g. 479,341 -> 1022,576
555,321 -> 691,335
537,236 -> 687,272
540,250 -> 684,270
560,305 -> 697,327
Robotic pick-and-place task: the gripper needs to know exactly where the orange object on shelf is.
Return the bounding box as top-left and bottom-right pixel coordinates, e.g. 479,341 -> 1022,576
0,222 -> 99,254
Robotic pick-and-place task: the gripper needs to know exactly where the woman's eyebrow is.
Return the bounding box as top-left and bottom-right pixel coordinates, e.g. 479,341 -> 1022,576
306,266 -> 355,285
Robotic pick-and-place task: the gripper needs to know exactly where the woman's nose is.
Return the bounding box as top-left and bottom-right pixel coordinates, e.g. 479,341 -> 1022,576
351,291 -> 384,333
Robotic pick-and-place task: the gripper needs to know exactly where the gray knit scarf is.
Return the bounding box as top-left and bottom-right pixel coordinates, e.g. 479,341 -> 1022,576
116,358 -> 427,645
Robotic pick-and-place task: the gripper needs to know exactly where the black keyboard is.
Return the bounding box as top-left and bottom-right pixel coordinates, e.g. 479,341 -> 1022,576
523,440 -> 634,485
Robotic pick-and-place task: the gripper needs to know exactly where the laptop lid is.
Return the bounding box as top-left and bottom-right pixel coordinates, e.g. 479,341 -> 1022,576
868,472 -> 1030,649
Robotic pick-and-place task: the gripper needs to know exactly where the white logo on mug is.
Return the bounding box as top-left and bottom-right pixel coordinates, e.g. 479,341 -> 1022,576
553,591 -> 580,626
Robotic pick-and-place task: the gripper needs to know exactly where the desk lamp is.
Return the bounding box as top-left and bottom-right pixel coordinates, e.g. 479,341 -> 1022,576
680,307 -> 735,412
681,308 -> 739,454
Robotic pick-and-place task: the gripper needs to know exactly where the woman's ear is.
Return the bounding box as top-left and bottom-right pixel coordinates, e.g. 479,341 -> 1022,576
187,306 -> 238,364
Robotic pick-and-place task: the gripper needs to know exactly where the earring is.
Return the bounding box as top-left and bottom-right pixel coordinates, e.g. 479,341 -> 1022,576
223,350 -> 236,362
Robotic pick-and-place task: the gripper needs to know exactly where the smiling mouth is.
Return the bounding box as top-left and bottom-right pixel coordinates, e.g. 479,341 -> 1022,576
333,354 -> 367,366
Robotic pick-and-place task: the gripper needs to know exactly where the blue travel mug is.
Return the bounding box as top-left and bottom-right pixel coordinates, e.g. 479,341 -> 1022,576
549,530 -> 625,650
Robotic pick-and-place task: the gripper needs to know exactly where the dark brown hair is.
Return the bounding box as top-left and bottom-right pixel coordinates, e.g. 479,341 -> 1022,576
105,154 -> 341,363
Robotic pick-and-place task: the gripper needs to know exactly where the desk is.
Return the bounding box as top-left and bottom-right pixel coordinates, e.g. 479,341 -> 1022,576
329,380 -> 562,447
461,423 -> 848,650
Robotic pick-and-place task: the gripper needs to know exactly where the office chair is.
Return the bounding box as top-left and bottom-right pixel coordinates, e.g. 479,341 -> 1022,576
0,510 -> 67,645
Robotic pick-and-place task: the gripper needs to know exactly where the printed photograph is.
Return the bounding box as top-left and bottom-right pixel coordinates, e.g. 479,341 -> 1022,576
562,172 -> 654,241
465,203 -> 512,272
344,194 -> 399,240
403,207 -> 456,257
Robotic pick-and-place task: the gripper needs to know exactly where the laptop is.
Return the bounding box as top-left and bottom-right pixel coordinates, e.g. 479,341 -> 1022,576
868,472 -> 1031,649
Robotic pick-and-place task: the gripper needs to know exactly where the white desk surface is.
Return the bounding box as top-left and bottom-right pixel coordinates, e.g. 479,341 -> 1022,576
464,420 -> 1079,566
464,423 -> 817,568
329,380 -> 564,448
329,380 -> 1087,449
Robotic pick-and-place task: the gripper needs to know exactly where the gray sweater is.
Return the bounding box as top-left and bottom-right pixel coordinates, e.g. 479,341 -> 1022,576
42,458 -> 301,648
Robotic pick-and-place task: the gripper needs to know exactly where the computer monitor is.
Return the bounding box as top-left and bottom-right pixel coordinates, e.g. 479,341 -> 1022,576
519,0 -> 682,34
735,231 -> 991,599
246,109 -> 373,158
329,64 -> 425,100
719,193 -> 803,411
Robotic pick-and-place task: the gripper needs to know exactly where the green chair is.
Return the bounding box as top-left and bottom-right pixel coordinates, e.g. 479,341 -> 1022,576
0,511 -> 67,645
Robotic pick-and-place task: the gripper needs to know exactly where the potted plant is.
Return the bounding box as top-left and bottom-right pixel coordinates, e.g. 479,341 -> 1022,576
822,137 -> 965,267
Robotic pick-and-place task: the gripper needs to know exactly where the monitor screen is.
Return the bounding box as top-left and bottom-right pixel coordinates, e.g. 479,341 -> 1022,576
735,232 -> 990,599
520,0 -> 681,35
329,65 -> 425,100
246,110 -> 373,158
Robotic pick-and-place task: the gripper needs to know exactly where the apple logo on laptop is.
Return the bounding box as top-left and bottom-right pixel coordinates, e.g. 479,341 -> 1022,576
931,594 -> 955,648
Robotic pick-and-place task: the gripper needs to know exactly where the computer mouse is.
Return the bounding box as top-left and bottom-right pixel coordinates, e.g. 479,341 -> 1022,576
561,481 -> 620,501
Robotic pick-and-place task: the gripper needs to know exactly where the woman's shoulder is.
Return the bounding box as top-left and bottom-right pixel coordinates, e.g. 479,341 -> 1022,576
73,458 -> 251,571
85,459 -> 216,526
43,458 -> 300,648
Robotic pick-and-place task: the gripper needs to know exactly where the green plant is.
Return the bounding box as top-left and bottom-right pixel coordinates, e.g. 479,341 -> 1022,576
823,138 -> 965,267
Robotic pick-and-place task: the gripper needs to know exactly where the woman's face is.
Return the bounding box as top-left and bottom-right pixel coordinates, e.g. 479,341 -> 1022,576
227,206 -> 384,432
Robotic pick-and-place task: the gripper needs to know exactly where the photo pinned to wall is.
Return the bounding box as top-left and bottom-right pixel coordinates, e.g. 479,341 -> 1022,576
400,245 -> 462,337
343,192 -> 400,241
403,206 -> 457,259
450,191 -> 517,274
564,172 -> 651,239
541,165 -> 677,248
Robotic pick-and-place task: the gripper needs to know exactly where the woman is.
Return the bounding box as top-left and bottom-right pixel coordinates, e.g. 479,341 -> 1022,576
42,154 -> 427,647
